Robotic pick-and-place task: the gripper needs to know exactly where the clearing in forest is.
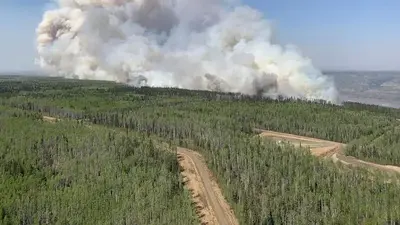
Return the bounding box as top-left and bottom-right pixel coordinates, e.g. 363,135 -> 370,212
256,129 -> 400,174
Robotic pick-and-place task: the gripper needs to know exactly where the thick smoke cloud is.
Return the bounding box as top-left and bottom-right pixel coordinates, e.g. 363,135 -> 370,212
36,0 -> 339,102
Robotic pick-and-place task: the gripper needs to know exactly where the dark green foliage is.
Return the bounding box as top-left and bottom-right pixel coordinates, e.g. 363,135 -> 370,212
346,125 -> 400,166
2,76 -> 400,224
0,107 -> 197,225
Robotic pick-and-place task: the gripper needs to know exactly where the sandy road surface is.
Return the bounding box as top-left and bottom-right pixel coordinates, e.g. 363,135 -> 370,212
177,148 -> 239,225
41,116 -> 239,225
43,116 -> 58,123
257,129 -> 400,174
42,116 -> 400,223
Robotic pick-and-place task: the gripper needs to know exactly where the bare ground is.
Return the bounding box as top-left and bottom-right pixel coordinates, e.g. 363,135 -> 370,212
40,116 -> 239,225
41,115 -> 400,224
178,148 -> 239,225
42,116 -> 58,123
257,129 -> 400,174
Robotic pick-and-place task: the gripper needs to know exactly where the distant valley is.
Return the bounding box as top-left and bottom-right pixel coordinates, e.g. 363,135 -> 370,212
326,71 -> 400,108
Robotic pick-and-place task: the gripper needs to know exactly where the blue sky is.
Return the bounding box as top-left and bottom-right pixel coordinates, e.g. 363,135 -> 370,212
0,0 -> 399,72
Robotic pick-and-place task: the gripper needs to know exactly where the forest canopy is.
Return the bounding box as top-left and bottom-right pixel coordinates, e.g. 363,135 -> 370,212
1,76 -> 400,225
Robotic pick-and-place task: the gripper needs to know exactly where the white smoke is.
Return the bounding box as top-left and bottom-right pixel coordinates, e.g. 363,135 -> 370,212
36,0 -> 339,103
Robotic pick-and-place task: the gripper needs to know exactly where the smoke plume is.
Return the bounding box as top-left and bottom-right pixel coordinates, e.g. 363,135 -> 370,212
36,0 -> 339,103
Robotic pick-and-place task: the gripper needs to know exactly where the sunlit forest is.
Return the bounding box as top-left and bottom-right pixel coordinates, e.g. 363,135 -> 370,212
1,76 -> 400,225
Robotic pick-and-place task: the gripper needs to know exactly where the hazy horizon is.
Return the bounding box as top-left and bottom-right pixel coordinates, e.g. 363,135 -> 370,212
2,69 -> 399,75
2,71 -> 400,109
0,0 -> 399,72
0,0 -> 399,108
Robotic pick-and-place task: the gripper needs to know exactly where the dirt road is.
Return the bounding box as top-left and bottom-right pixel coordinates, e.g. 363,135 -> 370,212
42,116 -> 58,123
41,116 -> 239,225
257,129 -> 400,174
42,115 -> 400,224
177,148 -> 239,225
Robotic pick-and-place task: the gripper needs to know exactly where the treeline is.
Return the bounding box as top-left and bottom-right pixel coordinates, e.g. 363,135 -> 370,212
347,125 -> 400,166
0,106 -> 197,225
76,107 -> 400,224
2,77 -> 400,224
343,101 -> 400,118
2,86 -> 397,143
37,107 -> 400,224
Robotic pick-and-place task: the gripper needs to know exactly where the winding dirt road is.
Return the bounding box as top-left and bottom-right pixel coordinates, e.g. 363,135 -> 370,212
257,129 -> 400,174
42,115 -> 400,225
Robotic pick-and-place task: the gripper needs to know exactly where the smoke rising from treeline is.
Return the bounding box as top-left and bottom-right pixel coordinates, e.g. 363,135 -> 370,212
36,0 -> 338,102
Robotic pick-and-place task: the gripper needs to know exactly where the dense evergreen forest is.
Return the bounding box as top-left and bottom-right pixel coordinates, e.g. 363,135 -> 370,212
0,106 -> 197,225
1,76 -> 400,224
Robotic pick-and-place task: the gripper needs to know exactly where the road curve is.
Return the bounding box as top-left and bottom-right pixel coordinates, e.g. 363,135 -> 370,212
42,115 -> 400,224
257,129 -> 400,174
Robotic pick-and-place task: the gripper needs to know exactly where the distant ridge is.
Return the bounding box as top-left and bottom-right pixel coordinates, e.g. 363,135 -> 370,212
323,70 -> 400,74
0,70 -> 46,77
